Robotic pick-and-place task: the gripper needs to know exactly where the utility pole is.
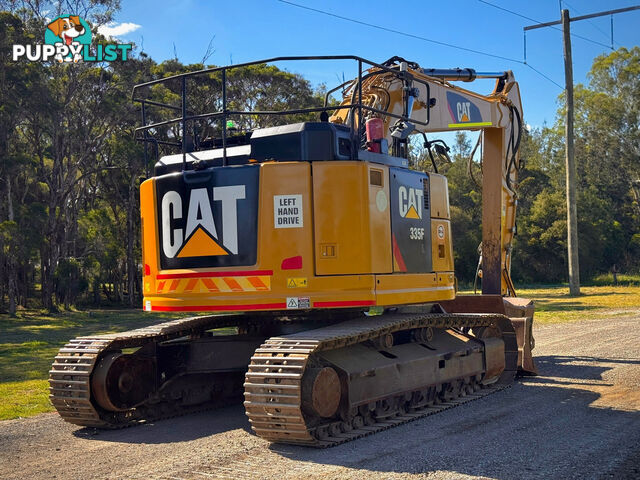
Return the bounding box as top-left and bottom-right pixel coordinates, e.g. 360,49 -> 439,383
561,9 -> 580,296
524,4 -> 640,296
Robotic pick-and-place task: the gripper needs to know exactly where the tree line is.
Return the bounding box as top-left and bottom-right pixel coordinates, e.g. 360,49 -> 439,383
1,2 -> 638,314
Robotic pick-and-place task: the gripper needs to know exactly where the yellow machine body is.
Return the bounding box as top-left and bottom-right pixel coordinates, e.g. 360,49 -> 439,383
140,161 -> 455,312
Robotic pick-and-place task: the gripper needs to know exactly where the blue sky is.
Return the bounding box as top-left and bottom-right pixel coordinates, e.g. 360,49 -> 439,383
108,0 -> 640,129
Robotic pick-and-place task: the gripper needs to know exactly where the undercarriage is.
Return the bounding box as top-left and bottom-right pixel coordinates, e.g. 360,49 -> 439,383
49,305 -> 519,446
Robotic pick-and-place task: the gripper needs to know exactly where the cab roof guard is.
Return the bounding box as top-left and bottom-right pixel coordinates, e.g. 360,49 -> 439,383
132,55 -> 437,173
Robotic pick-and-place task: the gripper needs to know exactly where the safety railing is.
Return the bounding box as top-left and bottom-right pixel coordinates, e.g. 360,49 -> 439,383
132,55 -> 432,172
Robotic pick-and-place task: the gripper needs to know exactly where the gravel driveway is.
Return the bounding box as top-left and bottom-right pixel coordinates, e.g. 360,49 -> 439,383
2,312 -> 639,480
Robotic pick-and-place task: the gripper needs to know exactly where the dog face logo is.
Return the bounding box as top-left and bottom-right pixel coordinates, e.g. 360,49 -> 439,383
12,15 -> 132,63
47,16 -> 85,45
45,15 -> 91,62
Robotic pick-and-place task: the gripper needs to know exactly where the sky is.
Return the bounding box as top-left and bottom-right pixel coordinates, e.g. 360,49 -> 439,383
104,0 -> 640,129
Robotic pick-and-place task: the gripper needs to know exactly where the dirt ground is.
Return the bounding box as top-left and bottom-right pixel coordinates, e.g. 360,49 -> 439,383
1,312 -> 639,480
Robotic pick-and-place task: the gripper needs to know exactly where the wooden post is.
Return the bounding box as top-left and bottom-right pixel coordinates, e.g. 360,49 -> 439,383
562,9 -> 581,296
481,128 -> 503,295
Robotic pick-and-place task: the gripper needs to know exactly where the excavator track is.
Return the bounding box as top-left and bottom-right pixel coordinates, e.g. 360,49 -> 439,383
244,312 -> 517,447
50,310 -> 517,447
49,315 -> 256,428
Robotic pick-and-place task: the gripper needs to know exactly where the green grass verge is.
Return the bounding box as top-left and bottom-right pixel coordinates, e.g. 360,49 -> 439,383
458,285 -> 640,324
587,273 -> 640,287
2,285 -> 639,421
516,285 -> 640,323
0,309 -> 182,420
0,380 -> 51,419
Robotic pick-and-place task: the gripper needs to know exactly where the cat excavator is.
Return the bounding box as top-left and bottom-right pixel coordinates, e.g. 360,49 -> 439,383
49,56 -> 537,446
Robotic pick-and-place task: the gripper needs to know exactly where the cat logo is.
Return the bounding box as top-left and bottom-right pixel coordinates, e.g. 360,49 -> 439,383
457,102 -> 471,122
398,185 -> 423,219
161,186 -> 245,259
446,91 -> 484,127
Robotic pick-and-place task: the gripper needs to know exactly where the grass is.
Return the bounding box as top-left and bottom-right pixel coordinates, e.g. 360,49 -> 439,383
0,309 -> 182,420
515,285 -> 640,324
588,273 -> 640,287
0,380 -> 51,419
1,284 -> 639,421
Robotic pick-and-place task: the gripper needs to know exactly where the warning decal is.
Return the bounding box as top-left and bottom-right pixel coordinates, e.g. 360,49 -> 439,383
286,296 -> 310,309
156,274 -> 271,294
287,277 -> 308,288
274,195 -> 303,229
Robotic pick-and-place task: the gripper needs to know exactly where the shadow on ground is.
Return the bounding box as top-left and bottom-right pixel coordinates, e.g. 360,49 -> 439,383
533,301 -> 600,313
69,354 -> 640,479
72,403 -> 251,444
526,291 -> 630,300
265,354 -> 640,480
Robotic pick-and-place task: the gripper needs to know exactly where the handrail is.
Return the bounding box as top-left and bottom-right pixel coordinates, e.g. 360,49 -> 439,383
132,55 -> 432,170
132,55 -> 414,100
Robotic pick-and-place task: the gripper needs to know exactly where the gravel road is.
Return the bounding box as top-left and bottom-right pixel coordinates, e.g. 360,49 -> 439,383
2,312 -> 639,480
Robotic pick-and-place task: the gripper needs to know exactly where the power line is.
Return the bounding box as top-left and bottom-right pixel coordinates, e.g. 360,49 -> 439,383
562,0 -> 617,46
277,0 -> 563,89
278,0 -> 519,62
523,63 -> 563,89
478,0 -> 553,24
478,0 -> 613,50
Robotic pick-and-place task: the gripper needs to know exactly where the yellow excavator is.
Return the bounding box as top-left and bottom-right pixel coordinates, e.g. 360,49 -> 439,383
50,56 -> 536,446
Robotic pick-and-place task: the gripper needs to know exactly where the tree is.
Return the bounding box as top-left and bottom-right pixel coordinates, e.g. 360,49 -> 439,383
0,11 -> 47,314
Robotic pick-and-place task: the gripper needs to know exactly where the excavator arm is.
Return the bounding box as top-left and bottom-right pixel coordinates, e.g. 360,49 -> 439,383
330,59 -> 523,297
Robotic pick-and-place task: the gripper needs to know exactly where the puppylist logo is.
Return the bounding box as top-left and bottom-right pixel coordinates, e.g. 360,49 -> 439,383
12,15 -> 132,63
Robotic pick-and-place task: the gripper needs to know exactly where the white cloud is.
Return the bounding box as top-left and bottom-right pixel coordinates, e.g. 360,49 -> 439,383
97,22 -> 141,38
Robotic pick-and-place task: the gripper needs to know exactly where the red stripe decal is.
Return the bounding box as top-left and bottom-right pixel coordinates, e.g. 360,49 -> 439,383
152,302 -> 286,312
313,300 -> 376,308
223,277 -> 243,292
447,101 -> 457,123
157,270 -> 273,279
247,276 -> 269,290
392,234 -> 408,272
184,278 -> 198,292
201,278 -> 219,292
